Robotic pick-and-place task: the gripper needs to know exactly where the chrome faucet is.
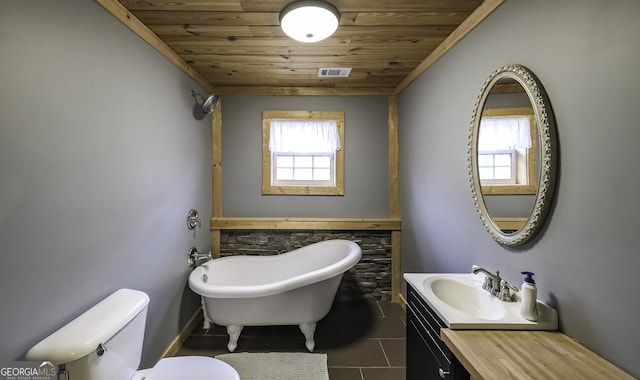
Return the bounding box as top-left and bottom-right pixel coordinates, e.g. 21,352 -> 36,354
471,265 -> 519,301
472,265 -> 501,296
498,279 -> 520,302
187,247 -> 212,268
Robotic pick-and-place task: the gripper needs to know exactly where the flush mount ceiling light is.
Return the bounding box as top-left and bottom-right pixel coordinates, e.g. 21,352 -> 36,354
279,0 -> 340,43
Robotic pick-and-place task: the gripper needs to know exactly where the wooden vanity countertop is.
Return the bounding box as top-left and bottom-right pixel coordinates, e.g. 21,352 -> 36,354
441,329 -> 635,380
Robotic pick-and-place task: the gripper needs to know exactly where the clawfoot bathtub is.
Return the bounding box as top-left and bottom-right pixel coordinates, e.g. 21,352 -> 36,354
188,239 -> 362,352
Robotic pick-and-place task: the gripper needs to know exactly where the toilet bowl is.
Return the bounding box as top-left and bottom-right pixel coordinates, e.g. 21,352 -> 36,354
25,289 -> 239,380
131,357 -> 238,380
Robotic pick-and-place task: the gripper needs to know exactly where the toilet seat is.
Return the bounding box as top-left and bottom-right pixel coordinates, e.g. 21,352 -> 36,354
140,356 -> 239,380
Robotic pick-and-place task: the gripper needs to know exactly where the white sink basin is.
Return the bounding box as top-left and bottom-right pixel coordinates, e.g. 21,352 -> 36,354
428,277 -> 508,320
404,272 -> 558,330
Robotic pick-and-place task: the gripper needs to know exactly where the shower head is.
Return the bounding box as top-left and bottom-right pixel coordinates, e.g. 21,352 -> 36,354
191,91 -> 219,120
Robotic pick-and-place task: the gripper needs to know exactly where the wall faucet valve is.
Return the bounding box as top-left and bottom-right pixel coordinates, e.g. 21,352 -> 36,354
187,209 -> 201,230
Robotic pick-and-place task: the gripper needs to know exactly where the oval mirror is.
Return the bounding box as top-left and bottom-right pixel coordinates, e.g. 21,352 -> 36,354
469,64 -> 557,246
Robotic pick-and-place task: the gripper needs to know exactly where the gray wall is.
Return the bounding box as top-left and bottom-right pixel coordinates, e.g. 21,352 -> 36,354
0,0 -> 211,367
399,0 -> 640,376
220,95 -> 389,218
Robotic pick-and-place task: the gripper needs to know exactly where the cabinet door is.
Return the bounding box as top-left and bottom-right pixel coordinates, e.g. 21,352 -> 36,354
406,283 -> 470,380
407,316 -> 447,379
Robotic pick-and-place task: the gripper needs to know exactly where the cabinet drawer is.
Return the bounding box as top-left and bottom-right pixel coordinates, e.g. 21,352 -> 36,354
408,286 -> 446,334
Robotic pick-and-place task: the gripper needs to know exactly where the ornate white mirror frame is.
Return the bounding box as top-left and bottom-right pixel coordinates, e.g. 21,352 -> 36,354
469,64 -> 558,246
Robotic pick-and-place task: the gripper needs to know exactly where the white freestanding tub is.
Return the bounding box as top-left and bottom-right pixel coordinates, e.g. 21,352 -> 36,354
188,239 -> 362,352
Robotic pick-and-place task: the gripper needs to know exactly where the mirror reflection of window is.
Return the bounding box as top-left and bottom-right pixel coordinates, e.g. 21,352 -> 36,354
478,150 -> 516,183
479,108 -> 537,195
479,115 -> 531,184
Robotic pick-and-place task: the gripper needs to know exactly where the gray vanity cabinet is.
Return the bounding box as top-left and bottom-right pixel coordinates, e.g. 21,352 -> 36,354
407,283 -> 469,380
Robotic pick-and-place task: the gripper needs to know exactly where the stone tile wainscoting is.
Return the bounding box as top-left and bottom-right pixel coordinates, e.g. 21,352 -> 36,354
220,230 -> 393,300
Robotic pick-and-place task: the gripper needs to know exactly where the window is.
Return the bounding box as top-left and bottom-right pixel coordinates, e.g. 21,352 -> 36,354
273,154 -> 334,185
479,150 -> 516,183
479,107 -> 537,195
262,111 -> 344,195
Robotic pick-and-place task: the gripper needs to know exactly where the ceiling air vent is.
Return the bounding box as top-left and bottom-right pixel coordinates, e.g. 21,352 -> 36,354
318,68 -> 352,78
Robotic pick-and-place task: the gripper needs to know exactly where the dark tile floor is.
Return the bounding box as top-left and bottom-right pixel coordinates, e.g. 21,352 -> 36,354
174,298 -> 406,380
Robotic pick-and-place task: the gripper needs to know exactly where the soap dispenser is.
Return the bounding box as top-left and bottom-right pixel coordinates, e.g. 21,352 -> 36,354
520,271 -> 539,321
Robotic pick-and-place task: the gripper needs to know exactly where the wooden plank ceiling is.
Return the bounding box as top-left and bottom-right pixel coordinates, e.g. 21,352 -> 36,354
115,0 -> 489,95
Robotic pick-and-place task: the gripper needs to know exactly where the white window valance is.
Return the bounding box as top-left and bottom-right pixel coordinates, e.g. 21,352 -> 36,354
269,119 -> 341,153
479,116 -> 532,151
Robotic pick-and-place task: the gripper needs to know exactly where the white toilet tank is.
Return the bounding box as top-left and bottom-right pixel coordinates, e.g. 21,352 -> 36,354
26,288 -> 150,380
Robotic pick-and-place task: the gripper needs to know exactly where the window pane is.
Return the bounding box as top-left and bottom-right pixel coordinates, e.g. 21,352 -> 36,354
479,167 -> 494,180
276,168 -> 293,180
478,154 -> 494,166
314,156 -> 331,168
494,154 -> 512,166
294,168 -> 313,180
314,168 -> 331,181
276,155 -> 294,167
494,167 -> 512,180
294,156 -> 313,168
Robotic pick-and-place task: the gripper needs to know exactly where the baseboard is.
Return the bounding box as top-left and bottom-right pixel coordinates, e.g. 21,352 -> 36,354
161,308 -> 203,358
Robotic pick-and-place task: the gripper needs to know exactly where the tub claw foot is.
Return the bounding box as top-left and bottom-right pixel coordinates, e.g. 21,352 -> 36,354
200,297 -> 213,330
226,325 -> 243,352
299,322 -> 317,352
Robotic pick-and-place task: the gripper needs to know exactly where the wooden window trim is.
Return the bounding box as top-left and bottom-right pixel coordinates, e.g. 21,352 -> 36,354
262,110 -> 345,195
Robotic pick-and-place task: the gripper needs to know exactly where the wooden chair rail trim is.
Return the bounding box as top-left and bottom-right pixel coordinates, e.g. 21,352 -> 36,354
210,217 -> 401,231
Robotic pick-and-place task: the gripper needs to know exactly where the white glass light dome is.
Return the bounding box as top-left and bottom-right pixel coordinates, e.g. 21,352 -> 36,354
279,0 -> 340,43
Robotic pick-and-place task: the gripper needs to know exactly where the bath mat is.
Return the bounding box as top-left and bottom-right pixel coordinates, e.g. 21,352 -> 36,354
215,352 -> 329,380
